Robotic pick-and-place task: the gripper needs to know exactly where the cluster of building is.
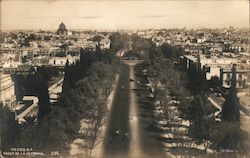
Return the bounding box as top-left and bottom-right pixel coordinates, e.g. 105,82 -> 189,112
0,22 -> 116,120
1,24 -> 249,115
180,54 -> 249,89
136,27 -> 250,112
137,27 -> 249,89
0,22 -> 111,70
0,23 -> 110,113
138,27 -> 249,55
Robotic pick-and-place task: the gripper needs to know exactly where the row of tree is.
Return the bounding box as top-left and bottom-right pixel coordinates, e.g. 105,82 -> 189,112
109,32 -> 130,52
1,32 -> 122,156
182,57 -> 248,154
1,46 -> 118,157
143,42 -> 249,156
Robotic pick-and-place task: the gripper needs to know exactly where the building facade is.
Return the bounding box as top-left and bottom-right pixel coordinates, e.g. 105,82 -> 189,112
220,67 -> 249,89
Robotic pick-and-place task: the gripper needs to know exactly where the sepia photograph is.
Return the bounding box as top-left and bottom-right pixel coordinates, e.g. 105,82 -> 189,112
0,0 -> 249,158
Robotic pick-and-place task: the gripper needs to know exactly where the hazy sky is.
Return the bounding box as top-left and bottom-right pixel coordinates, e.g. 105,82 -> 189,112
1,0 -> 249,30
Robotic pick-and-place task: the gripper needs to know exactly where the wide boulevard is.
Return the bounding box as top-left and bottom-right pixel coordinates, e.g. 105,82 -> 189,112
101,60 -> 169,158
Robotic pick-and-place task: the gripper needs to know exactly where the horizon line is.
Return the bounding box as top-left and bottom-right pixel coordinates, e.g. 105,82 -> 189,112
1,26 -> 249,32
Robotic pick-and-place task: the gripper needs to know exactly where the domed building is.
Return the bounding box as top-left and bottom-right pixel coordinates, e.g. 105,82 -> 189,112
57,22 -> 68,36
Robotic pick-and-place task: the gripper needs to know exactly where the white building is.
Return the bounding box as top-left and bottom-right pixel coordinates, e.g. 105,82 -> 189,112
180,55 -> 241,81
200,55 -> 239,80
0,73 -> 16,110
220,67 -> 249,89
199,55 -> 238,68
49,54 -> 79,66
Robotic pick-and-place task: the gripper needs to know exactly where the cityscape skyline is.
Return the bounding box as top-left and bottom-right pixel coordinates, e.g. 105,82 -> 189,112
1,0 -> 249,30
1,2 -> 250,156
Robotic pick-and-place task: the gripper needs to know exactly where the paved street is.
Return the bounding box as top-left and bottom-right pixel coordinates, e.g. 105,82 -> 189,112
102,63 -> 131,158
101,61 -> 169,158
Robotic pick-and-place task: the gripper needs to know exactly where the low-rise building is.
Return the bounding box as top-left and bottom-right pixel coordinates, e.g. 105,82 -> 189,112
220,67 -> 249,89
49,54 -> 79,67
179,55 -> 198,70
179,55 -> 249,89
0,72 -> 16,110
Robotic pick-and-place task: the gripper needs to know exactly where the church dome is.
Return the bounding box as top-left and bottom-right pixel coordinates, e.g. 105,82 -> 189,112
57,22 -> 68,36
59,22 -> 66,30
